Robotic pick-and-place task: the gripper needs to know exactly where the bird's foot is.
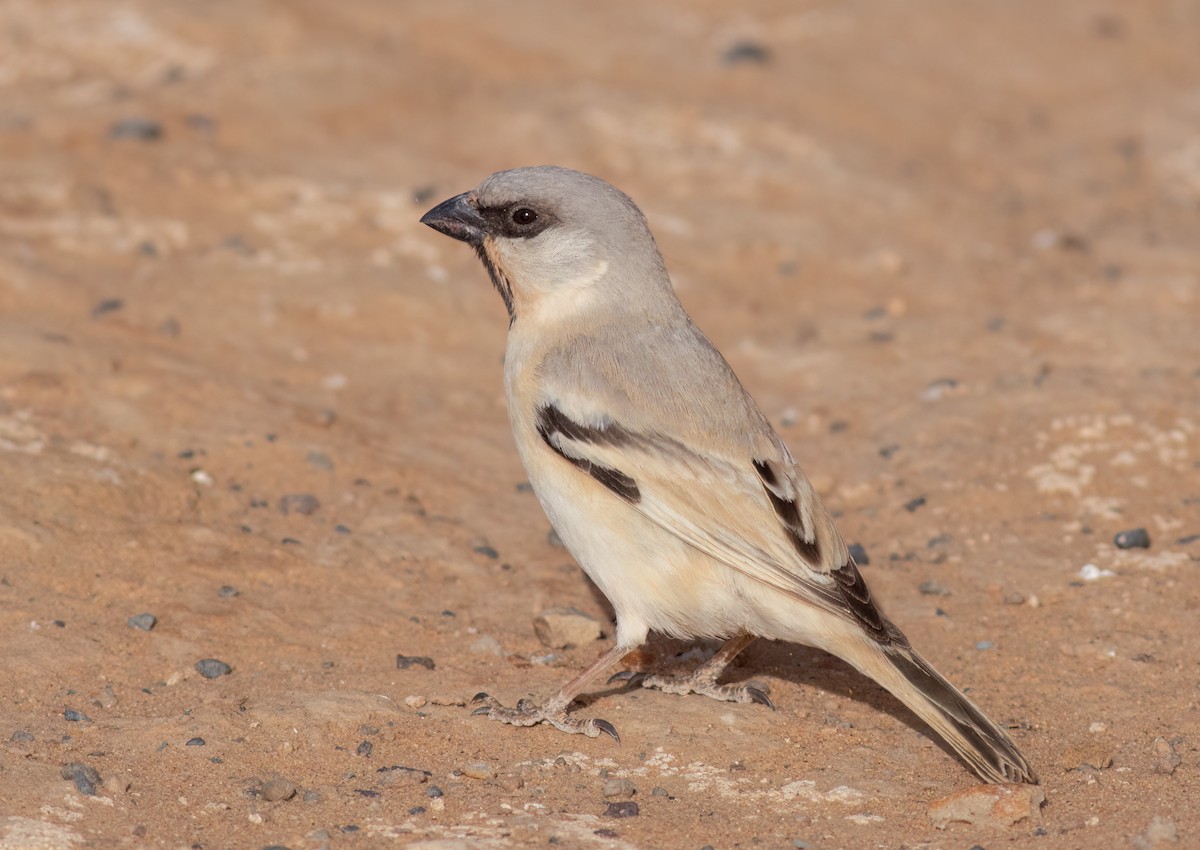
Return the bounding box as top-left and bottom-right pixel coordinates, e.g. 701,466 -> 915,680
470,693 -> 620,742
607,670 -> 774,710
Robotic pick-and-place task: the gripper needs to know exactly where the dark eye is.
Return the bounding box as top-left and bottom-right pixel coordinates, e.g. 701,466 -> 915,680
511,207 -> 538,225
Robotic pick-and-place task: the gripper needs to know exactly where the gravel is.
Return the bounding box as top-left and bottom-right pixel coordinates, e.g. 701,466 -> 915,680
109,118 -> 163,140
395,655 -> 436,670
186,737 -> 206,746
918,580 -> 950,596
461,762 -> 495,780
603,801 -> 639,818
63,708 -> 92,722
261,777 -> 297,802
279,493 -> 321,516
1114,527 -> 1151,549
61,762 -> 102,796
603,778 -> 636,798
195,659 -> 233,679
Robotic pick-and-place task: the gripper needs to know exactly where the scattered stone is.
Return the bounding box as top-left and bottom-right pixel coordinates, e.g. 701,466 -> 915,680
473,544 -> 500,559
1062,740 -> 1113,770
651,787 -> 669,797
280,494 -> 320,516
218,585 -> 239,597
356,741 -> 373,757
1114,527 -> 1151,549
722,40 -> 771,65
354,789 -> 380,798
603,778 -> 636,798
127,613 -> 157,631
109,118 -> 163,140
918,580 -> 950,596
195,659 -> 232,679
261,777 -> 297,802
976,641 -> 994,651
426,785 -> 443,798
63,708 -> 91,723
1003,591 -> 1026,605
396,655 -> 436,671
469,635 -> 503,655
303,790 -> 322,802
927,533 -> 952,548
105,775 -> 130,795
461,762 -> 495,780
405,695 -> 427,709
928,783 -> 1045,828
429,695 -> 467,706
306,451 -> 334,471
1152,738 -> 1181,775
603,801 -> 639,818
334,524 -> 352,535
263,845 -> 293,850
904,496 -> 927,512
91,298 -> 125,318
359,724 -> 379,736
1079,564 -> 1115,581
61,762 -> 102,796
533,607 -> 602,649
186,737 -> 205,746
1132,816 -> 1178,849
847,543 -> 870,566
547,529 -> 565,548
920,378 -> 959,401
10,731 -> 34,743
408,806 -> 426,815
377,766 -> 430,785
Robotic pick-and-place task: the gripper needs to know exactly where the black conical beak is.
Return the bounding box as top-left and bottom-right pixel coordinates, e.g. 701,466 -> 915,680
420,192 -> 487,245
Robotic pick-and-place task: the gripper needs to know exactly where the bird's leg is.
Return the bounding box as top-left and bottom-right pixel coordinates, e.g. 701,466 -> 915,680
471,643 -> 630,742
608,633 -> 773,709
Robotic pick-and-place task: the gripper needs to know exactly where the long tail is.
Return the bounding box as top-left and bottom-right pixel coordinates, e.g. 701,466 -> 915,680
839,638 -> 1037,784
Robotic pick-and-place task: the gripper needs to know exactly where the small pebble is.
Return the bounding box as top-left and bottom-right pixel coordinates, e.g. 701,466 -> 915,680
408,806 -> 426,815
603,778 -> 636,798
356,740 -> 373,757
603,801 -> 639,818
90,298 -> 125,318
533,607 -> 602,649
218,585 -> 239,597
426,785 -> 443,798
498,773 -> 524,792
405,695 -> 427,709
1114,527 -> 1151,549
461,762 -> 495,780
376,765 -> 430,785
359,724 -> 379,735
334,524 -> 352,535
109,118 -> 163,140
547,529 -> 565,548
395,655 -> 436,671
279,493 -> 320,516
195,659 -> 232,679
354,789 -> 380,798
976,641 -> 994,651
261,777 -> 297,802
1152,737 -> 1181,776
904,496 -> 927,512
303,790 -> 322,802
473,544 -> 500,559
10,731 -> 35,743
650,786 -> 669,797
918,580 -> 950,596
63,708 -> 92,723
186,737 -> 206,746
306,451 -> 334,471
847,543 -> 870,566
722,40 -> 771,65
127,613 -> 157,631
61,762 -> 102,796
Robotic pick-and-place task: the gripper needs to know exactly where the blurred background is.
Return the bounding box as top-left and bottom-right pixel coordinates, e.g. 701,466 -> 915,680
1,2 -> 1197,847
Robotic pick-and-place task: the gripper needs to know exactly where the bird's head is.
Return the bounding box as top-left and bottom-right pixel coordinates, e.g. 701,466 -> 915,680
420,166 -> 670,323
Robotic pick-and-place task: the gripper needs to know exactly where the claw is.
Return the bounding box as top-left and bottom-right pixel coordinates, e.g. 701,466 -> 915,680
471,705 -> 493,716
471,692 -> 490,704
606,670 -> 647,687
592,718 -> 621,744
746,687 -> 775,711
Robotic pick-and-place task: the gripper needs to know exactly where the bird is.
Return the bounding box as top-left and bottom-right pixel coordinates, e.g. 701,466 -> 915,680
419,165 -> 1036,785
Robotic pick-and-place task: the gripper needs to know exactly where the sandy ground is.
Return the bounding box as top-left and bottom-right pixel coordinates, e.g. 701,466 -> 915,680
1,2 -> 1199,848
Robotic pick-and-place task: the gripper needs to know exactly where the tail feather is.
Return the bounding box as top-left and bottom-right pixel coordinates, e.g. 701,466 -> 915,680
843,641 -> 1037,784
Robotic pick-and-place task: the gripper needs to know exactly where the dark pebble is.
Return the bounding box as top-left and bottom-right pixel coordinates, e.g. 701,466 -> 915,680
879,443 -> 901,459
279,493 -> 320,516
177,449 -> 196,459
395,655 -> 435,671
904,496 -> 927,512
356,740 -> 373,757
52,619 -> 65,628
211,757 -> 223,763
515,482 -> 534,493
281,537 -> 302,546
847,543 -> 870,566
594,829 -> 619,838
334,524 -> 352,535
603,801 -> 639,818
63,708 -> 92,723
473,544 -> 499,559
409,806 -> 426,815
1114,527 -> 1151,549
359,724 -> 379,736
195,659 -> 232,679
426,785 -> 443,798
261,777 -> 297,802
303,790 -> 321,802
722,40 -> 771,65
1177,533 -> 1200,545
262,846 -> 292,850
218,585 -> 239,597
109,118 -> 163,141
10,731 -> 35,742
127,613 -> 157,631
61,762 -> 102,796
340,825 -> 359,833
354,789 -> 380,798
927,533 -> 952,547
650,786 -> 668,797
186,737 -> 205,746
90,298 -> 125,318
918,580 -> 950,597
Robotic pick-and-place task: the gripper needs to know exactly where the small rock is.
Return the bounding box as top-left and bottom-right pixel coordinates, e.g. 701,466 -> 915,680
105,775 -> 130,795
469,635 -> 502,655
603,778 -> 636,798
918,580 -> 950,596
396,655 -> 436,671
603,801 -> 639,818
109,118 -> 163,140
10,731 -> 34,743
91,298 -> 125,318
904,496 -> 928,512
186,737 -> 205,746
218,585 -> 239,597
1133,815 -> 1178,849
426,785 -> 443,798
195,659 -> 232,679
473,543 -> 500,559
127,613 -> 157,631
303,790 -> 322,802
405,695 -> 428,709
1114,527 -> 1151,549
61,762 -> 102,796
461,762 -> 495,780
1003,591 -> 1026,605
547,528 -> 565,548
306,451 -> 334,471
356,740 -> 373,757
63,708 -> 92,723
722,40 -> 771,65
928,783 -> 1045,829
498,773 -> 524,792
1062,741 -> 1113,770
533,607 -> 602,649
261,777 -> 297,802
359,724 -> 379,735
651,786 -> 669,797
847,543 -> 870,566
1152,737 -> 1181,775
429,695 -> 466,706
976,641 -> 994,651
280,493 -> 320,516
377,766 -> 430,786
